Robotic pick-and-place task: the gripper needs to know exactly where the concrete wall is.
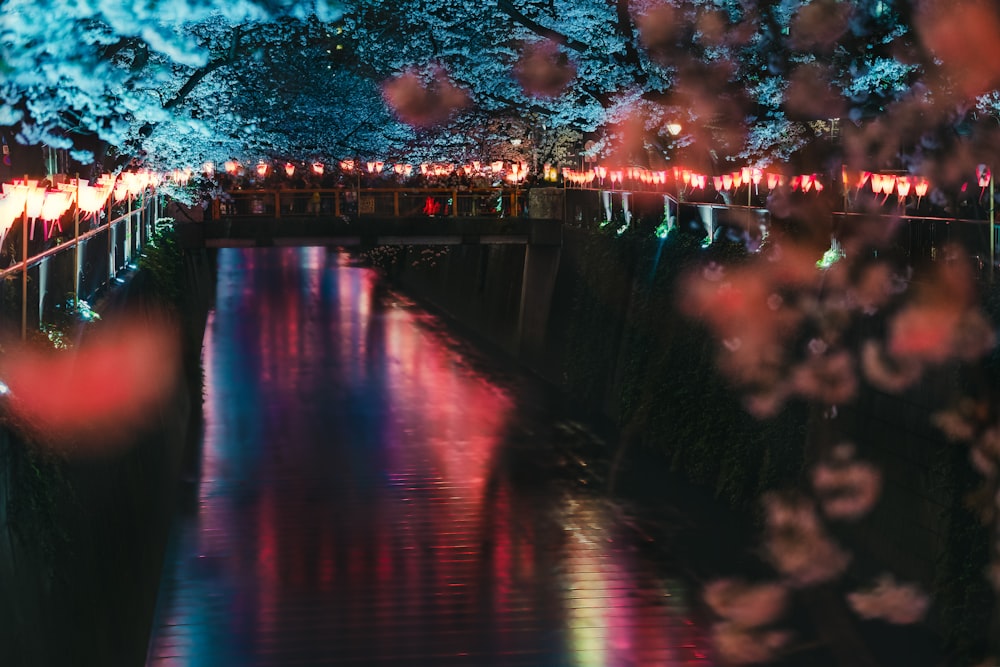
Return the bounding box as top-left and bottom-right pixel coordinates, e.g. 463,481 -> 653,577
389,187 -> 965,591
0,248 -> 213,667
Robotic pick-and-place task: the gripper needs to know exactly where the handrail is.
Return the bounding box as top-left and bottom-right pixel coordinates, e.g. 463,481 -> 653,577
0,201 -> 147,280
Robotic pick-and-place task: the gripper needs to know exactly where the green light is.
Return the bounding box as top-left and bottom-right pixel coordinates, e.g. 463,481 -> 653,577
816,246 -> 845,269
654,222 -> 670,239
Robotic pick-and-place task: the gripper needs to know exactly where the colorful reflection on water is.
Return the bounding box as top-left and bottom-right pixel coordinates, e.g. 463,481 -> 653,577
147,246 -> 710,666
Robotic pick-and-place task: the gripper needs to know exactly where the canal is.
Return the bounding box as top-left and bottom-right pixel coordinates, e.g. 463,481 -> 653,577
145,246 -> 712,666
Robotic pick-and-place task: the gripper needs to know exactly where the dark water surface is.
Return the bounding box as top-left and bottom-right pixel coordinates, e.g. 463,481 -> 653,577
145,247 -> 711,666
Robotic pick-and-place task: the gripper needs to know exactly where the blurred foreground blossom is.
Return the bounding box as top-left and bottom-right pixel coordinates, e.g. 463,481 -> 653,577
811,444 -> 882,521
704,578 -> 787,627
712,621 -> 791,665
916,0 -> 1000,100
382,67 -> 469,128
1,317 -> 180,452
846,574 -> 930,625
514,40 -> 576,98
763,493 -> 851,586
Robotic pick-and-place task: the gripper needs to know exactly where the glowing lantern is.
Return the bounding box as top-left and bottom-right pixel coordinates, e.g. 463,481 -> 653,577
801,174 -> 814,192
285,162 -> 296,178
870,173 -> 884,194
256,161 -> 269,178
224,160 -> 240,175
203,162 -> 215,178
856,171 -> 871,189
814,180 -> 824,193
610,170 -> 623,186
340,159 -> 355,172
0,195 -> 19,246
472,161 -> 481,172
879,174 -> 896,195
595,166 -> 608,181
713,175 -> 724,191
682,170 -> 692,186
978,164 -> 992,188
767,173 -> 780,189
741,167 -> 750,183
732,171 -> 743,189
896,176 -> 911,198
491,160 -> 504,173
40,190 -> 72,238
722,174 -> 733,191
24,185 -> 45,239
75,179 -> 109,218
312,162 -> 324,176
751,168 -> 763,186
914,177 -> 929,198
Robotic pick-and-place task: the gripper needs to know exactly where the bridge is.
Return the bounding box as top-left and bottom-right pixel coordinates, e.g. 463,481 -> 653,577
176,187 -> 563,249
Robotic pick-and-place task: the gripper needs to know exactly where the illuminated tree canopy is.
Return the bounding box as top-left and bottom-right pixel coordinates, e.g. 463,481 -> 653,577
1,0 -> 1000,176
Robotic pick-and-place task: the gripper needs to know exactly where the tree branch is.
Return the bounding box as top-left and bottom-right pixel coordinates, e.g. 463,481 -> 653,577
164,27 -> 244,110
495,0 -> 590,53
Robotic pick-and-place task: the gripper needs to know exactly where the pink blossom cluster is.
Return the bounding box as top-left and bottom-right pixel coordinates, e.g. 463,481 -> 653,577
703,578 -> 790,664
811,444 -> 882,521
846,574 -> 930,625
681,239 -> 995,418
762,493 -> 851,586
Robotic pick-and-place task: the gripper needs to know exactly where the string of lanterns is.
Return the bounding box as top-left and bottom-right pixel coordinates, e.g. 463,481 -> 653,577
0,170 -> 161,252
206,158 -> 997,210
218,159 -> 533,184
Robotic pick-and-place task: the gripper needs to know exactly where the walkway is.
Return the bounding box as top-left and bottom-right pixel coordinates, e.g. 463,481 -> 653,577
145,247 -> 711,667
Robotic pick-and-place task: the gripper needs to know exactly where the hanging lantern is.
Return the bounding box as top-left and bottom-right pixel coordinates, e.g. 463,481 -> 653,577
713,175 -> 724,191
340,159 -> 355,172
978,164 -> 992,188
284,162 -> 296,178
879,174 -> 896,196
914,177 -> 929,198
311,162 -> 324,176
256,161 -> 269,178
40,190 -> 72,239
722,174 -> 733,191
224,160 -> 240,175
896,176 -> 911,198
203,162 -> 215,178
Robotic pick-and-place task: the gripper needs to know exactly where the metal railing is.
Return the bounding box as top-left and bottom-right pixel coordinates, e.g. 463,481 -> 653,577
213,187 -> 527,219
0,194 -> 156,340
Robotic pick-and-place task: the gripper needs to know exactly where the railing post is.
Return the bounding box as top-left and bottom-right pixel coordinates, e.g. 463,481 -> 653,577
107,192 -> 113,281
73,205 -> 80,309
394,191 -> 400,217
274,191 -> 281,219
20,212 -> 27,341
452,189 -> 458,217
334,190 -> 341,217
